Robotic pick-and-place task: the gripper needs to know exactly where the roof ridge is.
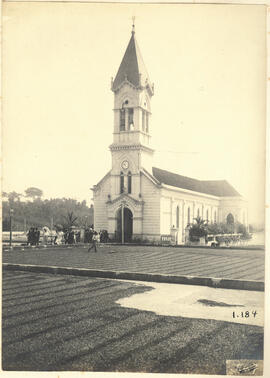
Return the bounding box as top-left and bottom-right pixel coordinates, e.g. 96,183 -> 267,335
153,166 -> 200,182
152,166 -> 241,197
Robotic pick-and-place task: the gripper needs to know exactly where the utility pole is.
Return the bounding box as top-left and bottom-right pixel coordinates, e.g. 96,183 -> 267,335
121,204 -> 124,244
9,208 -> 14,247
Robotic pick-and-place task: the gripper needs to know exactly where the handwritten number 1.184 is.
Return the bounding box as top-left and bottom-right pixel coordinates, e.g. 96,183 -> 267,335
232,311 -> 257,318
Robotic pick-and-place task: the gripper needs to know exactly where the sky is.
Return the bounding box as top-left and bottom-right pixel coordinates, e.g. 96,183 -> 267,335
2,2 -> 266,225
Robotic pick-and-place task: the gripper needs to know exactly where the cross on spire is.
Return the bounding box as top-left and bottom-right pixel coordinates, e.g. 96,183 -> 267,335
132,16 -> 135,34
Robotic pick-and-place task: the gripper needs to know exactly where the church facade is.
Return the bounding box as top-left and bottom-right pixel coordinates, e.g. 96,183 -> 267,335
92,26 -> 248,244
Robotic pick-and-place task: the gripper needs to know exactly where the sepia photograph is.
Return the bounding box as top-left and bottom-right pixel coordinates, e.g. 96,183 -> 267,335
2,1 -> 267,376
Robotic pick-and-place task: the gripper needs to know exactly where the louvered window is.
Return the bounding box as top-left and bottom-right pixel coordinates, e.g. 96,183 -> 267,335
120,172 -> 124,193
128,109 -> 134,130
128,172 -> 132,194
120,109 -> 125,131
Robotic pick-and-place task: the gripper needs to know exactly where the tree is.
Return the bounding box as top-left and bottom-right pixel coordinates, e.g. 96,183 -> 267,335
2,191 -> 8,199
206,222 -> 222,235
25,187 -> 43,200
3,191 -> 23,203
236,222 -> 251,240
189,217 -> 208,241
2,195 -> 92,231
63,212 -> 78,229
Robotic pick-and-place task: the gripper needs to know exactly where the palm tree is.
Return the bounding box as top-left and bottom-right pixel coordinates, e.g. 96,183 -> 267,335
189,216 -> 208,240
63,211 -> 78,229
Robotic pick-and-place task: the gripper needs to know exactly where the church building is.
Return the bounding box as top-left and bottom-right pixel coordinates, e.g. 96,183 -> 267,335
92,25 -> 248,244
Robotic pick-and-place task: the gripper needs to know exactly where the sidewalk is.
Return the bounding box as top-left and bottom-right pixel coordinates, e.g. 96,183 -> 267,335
2,244 -> 265,291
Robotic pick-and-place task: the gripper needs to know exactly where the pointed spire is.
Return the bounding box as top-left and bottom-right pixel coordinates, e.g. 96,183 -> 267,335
112,22 -> 153,95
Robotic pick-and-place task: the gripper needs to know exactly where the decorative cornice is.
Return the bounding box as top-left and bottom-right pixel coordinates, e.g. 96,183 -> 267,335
112,78 -> 141,93
109,143 -> 154,154
112,78 -> 154,97
106,193 -> 144,206
161,183 -> 221,201
112,130 -> 152,137
112,107 -> 152,115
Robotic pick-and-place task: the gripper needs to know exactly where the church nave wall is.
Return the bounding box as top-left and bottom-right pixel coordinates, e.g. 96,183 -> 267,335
140,173 -> 160,239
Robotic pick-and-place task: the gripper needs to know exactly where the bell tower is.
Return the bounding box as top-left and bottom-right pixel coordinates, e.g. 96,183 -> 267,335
110,22 -> 154,196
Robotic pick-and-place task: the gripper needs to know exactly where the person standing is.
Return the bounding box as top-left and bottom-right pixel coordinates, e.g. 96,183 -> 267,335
88,231 -> 98,253
35,228 -> 40,246
64,230 -> 68,244
43,227 -> 49,245
27,228 -> 33,246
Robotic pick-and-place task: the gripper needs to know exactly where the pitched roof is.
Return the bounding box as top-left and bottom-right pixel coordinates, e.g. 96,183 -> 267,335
152,167 -> 241,197
112,31 -> 152,92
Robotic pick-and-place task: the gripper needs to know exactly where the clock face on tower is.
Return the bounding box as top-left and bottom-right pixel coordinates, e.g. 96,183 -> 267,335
121,160 -> 129,170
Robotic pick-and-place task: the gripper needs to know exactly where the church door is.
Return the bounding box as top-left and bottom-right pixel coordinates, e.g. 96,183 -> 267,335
116,207 -> 133,243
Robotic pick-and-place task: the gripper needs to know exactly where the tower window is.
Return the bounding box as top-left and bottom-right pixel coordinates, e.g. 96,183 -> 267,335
120,109 -> 125,131
128,171 -> 132,194
146,112 -> 149,133
120,172 -> 124,193
128,108 -> 134,130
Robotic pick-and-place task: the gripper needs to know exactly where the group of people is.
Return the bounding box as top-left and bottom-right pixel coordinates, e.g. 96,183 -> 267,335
26,226 -> 109,249
26,227 -> 40,246
63,230 -> 81,245
84,228 -> 109,244
84,227 -> 95,243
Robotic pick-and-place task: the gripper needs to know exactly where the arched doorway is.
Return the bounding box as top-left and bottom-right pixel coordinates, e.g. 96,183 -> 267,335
116,206 -> 133,243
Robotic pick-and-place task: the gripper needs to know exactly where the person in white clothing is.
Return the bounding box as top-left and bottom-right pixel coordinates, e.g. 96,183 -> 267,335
88,231 -> 98,253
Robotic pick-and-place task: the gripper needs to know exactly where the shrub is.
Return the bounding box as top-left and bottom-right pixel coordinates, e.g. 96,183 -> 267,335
189,217 -> 207,241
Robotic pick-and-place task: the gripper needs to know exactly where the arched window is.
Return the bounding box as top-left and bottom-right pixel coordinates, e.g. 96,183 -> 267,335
227,213 -> 234,225
120,109 -> 125,131
197,208 -> 200,218
120,172 -> 124,194
128,171 -> 132,194
128,108 -> 134,130
187,207 -> 190,224
176,206 -> 179,228
214,210 -> 217,223
206,209 -> 209,222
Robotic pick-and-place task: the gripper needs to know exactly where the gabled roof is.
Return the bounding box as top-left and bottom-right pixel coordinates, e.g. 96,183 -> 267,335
152,167 -> 241,197
92,170 -> 111,190
112,30 -> 152,93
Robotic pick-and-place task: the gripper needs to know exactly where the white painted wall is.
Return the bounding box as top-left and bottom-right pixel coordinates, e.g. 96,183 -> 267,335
140,173 -> 160,238
93,173 -> 111,231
